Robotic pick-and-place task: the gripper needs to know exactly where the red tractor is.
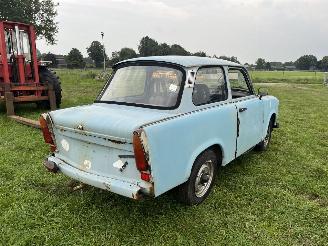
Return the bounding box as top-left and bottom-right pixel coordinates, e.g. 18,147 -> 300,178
0,21 -> 61,120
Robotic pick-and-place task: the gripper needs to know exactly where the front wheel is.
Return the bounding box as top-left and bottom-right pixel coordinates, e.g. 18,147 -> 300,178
175,149 -> 218,205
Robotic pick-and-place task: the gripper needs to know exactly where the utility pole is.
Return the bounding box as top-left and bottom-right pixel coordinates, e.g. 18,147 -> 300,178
101,32 -> 105,71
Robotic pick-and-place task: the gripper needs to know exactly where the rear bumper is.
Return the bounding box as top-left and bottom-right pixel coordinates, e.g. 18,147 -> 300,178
46,156 -> 144,200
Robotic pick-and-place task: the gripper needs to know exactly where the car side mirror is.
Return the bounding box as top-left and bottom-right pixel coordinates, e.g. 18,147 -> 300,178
258,87 -> 268,100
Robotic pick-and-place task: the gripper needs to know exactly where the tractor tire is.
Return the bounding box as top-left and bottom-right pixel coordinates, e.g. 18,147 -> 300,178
37,67 -> 62,109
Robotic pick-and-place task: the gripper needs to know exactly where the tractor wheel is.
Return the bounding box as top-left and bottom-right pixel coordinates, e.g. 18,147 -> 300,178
37,67 -> 62,109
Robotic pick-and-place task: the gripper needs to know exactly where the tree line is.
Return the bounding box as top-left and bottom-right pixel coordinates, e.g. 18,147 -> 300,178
44,37 -> 328,71
4,0 -> 327,71
41,36 -> 241,69
255,55 -> 328,71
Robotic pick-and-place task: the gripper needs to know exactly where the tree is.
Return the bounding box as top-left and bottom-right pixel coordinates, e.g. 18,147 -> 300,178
230,56 -> 240,64
36,49 -> 42,59
219,56 -> 240,64
138,36 -> 160,56
87,41 -> 108,68
255,58 -> 266,70
193,51 -> 207,57
119,48 -> 137,61
265,62 -> 271,71
0,0 -> 58,44
219,56 -> 229,61
170,44 -> 190,56
158,43 -> 171,56
42,52 -> 57,68
295,55 -> 317,70
108,51 -> 120,67
108,48 -> 138,66
84,57 -> 95,68
284,61 -> 295,67
319,56 -> 328,71
66,48 -> 85,69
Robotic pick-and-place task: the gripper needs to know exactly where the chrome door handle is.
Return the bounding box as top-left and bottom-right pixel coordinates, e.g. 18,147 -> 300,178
239,107 -> 247,113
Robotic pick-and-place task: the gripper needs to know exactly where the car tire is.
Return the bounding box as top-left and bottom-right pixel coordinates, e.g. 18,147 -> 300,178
175,149 -> 219,205
255,119 -> 273,151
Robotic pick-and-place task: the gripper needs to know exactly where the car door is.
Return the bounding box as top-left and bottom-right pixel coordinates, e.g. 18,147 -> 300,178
228,68 -> 264,157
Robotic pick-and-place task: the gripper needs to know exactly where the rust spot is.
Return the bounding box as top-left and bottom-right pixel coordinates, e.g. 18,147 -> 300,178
149,184 -> 155,196
108,139 -> 126,144
132,190 -> 143,200
104,183 -> 111,190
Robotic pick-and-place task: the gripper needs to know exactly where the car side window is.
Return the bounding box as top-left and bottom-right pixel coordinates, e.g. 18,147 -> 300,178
229,69 -> 252,99
192,67 -> 227,106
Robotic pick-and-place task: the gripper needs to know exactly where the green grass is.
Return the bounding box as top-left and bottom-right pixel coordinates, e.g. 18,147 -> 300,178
1,70 -> 328,245
250,70 -> 326,84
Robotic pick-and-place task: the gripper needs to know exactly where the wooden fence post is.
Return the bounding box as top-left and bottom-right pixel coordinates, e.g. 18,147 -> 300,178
48,83 -> 57,110
5,92 -> 15,116
4,84 -> 14,116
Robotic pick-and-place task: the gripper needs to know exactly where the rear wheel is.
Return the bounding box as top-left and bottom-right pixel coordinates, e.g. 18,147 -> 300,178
255,119 -> 273,151
175,149 -> 218,205
37,67 -> 62,109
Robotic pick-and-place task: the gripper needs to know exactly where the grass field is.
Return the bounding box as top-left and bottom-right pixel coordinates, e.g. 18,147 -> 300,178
250,70 -> 327,84
0,70 -> 328,245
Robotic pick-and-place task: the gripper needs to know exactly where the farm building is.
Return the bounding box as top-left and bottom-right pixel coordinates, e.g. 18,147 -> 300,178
55,55 -> 68,68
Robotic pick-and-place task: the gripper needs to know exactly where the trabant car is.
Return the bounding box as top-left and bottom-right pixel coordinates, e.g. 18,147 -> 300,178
40,56 -> 279,205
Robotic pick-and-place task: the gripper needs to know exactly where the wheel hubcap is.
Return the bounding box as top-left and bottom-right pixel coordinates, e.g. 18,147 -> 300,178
195,160 -> 214,198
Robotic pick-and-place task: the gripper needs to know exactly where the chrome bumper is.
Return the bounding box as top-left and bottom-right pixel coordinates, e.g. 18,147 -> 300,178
46,156 -> 143,200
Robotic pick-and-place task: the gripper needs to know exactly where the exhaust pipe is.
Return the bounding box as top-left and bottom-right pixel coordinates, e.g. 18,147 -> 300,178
43,160 -> 59,173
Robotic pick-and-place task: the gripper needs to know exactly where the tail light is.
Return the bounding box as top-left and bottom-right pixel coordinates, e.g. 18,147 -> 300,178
140,172 -> 151,182
133,130 -> 151,182
39,114 -> 56,152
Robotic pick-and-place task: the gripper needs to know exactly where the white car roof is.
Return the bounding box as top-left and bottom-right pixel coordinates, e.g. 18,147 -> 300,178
115,56 -> 243,68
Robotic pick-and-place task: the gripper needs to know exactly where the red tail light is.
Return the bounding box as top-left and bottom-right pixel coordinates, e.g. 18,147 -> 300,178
140,172 -> 151,182
133,130 -> 149,172
39,114 -> 56,152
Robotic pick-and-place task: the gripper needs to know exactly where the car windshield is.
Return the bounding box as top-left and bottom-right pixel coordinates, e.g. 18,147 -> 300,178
98,65 -> 184,108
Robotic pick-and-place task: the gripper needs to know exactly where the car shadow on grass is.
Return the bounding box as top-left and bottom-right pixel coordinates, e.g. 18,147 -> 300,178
41,149 -> 264,216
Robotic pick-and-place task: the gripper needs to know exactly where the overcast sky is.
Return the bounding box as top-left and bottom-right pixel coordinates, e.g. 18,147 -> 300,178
37,0 -> 328,64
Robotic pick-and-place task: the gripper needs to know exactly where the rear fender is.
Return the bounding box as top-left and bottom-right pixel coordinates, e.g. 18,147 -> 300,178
184,139 -> 225,180
142,103 -> 237,197
262,96 -> 279,139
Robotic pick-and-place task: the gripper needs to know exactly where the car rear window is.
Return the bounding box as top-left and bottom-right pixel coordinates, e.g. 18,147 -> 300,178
97,65 -> 184,109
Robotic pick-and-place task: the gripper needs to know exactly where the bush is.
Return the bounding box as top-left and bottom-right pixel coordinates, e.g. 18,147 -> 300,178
95,71 -> 112,81
79,70 -> 98,80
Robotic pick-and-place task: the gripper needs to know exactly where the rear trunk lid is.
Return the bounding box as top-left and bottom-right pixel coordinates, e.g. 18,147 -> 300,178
50,103 -> 171,141
49,103 -> 172,183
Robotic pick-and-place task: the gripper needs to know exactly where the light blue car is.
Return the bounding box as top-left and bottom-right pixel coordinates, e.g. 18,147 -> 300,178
40,56 -> 279,205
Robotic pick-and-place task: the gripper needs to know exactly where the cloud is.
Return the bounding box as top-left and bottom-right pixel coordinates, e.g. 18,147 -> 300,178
60,0 -> 190,20
38,0 -> 328,63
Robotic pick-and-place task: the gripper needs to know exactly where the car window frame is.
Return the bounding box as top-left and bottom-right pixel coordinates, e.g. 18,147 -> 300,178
95,61 -> 186,110
192,65 -> 228,106
228,66 -> 255,96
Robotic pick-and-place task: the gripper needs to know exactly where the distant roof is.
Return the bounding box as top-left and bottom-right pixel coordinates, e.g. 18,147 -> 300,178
115,56 -> 242,68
